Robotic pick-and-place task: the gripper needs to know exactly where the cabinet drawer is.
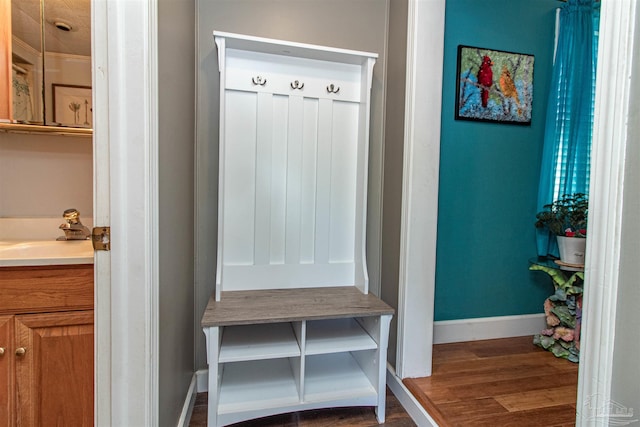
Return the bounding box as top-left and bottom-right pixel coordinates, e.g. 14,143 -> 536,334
0,265 -> 93,314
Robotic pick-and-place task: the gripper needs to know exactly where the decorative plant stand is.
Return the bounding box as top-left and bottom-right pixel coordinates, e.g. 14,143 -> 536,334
529,258 -> 583,363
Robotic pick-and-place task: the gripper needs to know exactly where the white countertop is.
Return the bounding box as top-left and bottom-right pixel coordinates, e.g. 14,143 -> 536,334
0,239 -> 94,267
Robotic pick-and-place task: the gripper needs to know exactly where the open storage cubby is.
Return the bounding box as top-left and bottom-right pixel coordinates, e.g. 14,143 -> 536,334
202,288 -> 393,426
202,32 -> 394,427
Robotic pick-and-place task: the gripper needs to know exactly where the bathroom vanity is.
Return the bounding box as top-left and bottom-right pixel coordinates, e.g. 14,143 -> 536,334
0,239 -> 94,426
201,32 -> 393,427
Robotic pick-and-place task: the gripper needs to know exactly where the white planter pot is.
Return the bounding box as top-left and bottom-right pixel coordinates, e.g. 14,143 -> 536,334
557,236 -> 586,265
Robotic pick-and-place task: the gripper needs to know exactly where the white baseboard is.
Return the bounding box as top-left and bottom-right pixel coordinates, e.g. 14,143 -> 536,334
177,373 -> 198,427
433,313 -> 546,344
386,364 -> 437,426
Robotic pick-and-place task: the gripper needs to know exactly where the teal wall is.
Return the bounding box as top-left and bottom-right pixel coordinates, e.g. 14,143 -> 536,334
435,0 -> 560,320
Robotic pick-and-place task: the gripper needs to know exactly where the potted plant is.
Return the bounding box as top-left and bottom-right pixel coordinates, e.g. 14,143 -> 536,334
535,193 -> 588,265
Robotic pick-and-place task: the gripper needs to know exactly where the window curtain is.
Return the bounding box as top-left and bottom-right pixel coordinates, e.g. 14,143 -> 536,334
536,0 -> 600,257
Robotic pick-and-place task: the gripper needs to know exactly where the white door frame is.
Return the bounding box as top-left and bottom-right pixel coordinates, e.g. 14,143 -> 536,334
93,0 -> 159,425
91,0 -> 111,424
395,0 -> 445,379
576,1 -> 637,425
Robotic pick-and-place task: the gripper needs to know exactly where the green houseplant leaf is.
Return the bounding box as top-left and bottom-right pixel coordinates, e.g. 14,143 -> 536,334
535,193 -> 588,237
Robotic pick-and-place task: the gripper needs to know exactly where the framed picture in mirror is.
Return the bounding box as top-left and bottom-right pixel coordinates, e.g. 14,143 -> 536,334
52,84 -> 92,128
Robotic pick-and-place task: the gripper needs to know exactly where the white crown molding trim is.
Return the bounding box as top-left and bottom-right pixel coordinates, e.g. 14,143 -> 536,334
433,314 -> 547,344
576,1 -> 637,425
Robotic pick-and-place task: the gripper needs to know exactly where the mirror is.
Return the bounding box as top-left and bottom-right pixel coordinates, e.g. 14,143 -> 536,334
3,0 -> 91,134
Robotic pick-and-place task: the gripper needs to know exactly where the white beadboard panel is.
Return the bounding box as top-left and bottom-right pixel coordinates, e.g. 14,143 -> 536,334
223,90 -> 257,265
222,262 -> 356,291
285,95 -> 304,264
222,93 -> 357,270
254,92 -> 275,265
314,99 -> 334,265
299,98 -> 319,263
328,101 -> 358,263
269,95 -> 289,264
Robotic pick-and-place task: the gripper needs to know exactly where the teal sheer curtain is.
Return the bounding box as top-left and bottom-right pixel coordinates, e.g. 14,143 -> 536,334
536,0 -> 600,257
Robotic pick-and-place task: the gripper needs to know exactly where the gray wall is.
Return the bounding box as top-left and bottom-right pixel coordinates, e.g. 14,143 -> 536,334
380,0 -> 407,368
195,0 -> 392,369
158,0 -> 196,424
611,4 -> 640,414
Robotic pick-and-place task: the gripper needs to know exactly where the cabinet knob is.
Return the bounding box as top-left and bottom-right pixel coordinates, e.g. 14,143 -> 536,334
0,347 -> 4,356
15,347 -> 26,357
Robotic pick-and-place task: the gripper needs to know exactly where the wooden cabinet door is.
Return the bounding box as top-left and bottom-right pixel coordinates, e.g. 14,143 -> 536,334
14,310 -> 94,427
0,315 -> 14,427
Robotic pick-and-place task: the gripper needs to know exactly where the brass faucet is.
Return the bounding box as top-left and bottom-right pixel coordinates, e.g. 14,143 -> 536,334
58,208 -> 91,240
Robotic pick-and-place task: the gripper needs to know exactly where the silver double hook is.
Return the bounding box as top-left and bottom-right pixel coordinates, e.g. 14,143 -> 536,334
326,83 -> 340,94
252,76 -> 267,86
290,80 -> 304,90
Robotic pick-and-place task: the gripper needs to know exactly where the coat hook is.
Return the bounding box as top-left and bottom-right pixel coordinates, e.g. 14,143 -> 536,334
326,83 -> 340,94
290,80 -> 304,90
252,76 -> 267,86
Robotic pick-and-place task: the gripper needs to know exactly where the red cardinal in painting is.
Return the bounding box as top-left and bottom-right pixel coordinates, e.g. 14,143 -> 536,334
477,55 -> 493,108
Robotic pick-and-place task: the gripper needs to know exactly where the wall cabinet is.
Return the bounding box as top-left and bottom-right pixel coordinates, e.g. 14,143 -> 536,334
0,264 -> 94,427
202,32 -> 392,427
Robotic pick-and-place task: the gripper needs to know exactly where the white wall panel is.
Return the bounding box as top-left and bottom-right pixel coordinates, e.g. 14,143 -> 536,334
299,98 -> 320,263
314,99 -> 334,265
285,96 -> 304,264
254,93 -> 274,265
223,90 -> 257,265
269,95 -> 289,264
329,101 -> 358,263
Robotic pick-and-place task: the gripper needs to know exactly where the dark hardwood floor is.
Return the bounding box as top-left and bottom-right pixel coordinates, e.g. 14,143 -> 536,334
189,388 -> 416,426
189,336 -> 578,426
404,336 -> 579,427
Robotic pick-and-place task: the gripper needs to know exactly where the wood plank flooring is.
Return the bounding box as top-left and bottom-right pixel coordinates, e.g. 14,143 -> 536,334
189,388 -> 416,426
404,336 -> 579,427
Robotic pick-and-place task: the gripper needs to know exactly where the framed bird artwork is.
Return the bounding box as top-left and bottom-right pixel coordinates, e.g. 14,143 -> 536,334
455,45 -> 534,125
